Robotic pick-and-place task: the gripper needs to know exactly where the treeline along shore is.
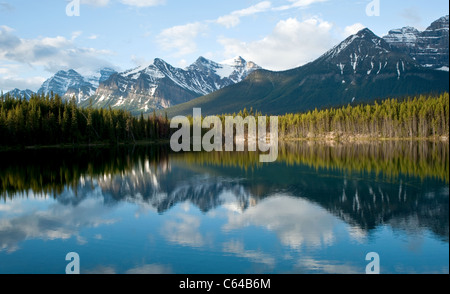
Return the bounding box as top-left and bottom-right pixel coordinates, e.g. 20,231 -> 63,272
277,92 -> 449,141
0,92 -> 171,148
0,91 -> 448,148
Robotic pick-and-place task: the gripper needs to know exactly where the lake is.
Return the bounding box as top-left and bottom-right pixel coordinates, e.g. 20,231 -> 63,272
0,141 -> 448,274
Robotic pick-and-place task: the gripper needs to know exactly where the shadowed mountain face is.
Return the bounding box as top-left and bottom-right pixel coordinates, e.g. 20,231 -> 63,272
164,28 -> 449,117
1,141 -> 448,241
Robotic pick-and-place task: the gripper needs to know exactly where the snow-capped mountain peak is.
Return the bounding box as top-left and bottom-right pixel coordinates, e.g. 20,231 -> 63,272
86,56 -> 262,114
38,69 -> 86,96
383,15 -> 449,69
6,88 -> 34,100
220,56 -> 261,71
38,67 -> 117,103
316,27 -> 419,80
320,28 -> 391,62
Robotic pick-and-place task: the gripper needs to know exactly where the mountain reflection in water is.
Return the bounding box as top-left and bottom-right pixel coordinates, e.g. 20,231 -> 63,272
0,141 -> 448,274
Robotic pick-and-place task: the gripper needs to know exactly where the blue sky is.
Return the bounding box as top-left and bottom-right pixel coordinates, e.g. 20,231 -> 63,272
0,0 -> 448,91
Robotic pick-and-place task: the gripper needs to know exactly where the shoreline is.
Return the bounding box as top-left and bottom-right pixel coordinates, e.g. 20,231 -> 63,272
1,135 -> 448,152
0,139 -> 171,152
280,135 -> 449,143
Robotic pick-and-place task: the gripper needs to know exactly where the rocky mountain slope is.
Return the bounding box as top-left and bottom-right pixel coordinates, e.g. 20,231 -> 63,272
383,15 -> 449,70
37,68 -> 117,104
83,56 -> 260,114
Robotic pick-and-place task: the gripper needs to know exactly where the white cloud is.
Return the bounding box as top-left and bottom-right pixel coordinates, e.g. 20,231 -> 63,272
344,23 -> 366,37
119,0 -> 166,7
216,1 -> 272,28
274,0 -> 328,11
0,75 -> 46,92
81,0 -> 111,6
0,62 -> 46,92
130,54 -> 152,67
216,14 -> 241,29
71,31 -> 83,41
0,26 -> 114,74
177,59 -> 188,68
81,0 -> 166,8
218,17 -> 336,71
0,26 -> 114,91
157,22 -> 205,57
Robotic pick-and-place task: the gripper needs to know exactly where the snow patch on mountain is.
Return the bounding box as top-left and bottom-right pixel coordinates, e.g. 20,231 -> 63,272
87,56 -> 262,114
383,27 -> 420,47
6,88 -> 34,100
37,68 -> 117,103
436,66 -> 449,72
383,15 -> 449,69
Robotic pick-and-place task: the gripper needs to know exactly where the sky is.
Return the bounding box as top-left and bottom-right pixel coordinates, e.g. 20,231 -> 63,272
0,0 -> 449,92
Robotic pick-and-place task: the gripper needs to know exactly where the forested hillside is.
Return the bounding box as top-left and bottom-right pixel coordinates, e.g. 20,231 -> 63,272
0,92 -> 170,147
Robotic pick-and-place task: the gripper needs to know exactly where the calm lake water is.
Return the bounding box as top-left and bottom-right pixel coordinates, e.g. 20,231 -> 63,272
0,141 -> 448,274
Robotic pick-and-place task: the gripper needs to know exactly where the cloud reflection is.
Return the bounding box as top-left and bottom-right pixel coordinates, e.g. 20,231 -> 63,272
223,240 -> 275,267
83,264 -> 173,274
296,257 -> 361,274
0,187 -> 118,252
161,213 -> 206,248
223,195 -> 340,250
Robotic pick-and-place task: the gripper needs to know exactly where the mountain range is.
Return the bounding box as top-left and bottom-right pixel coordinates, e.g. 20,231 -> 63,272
164,27 -> 449,117
81,56 -> 260,114
5,15 -> 449,116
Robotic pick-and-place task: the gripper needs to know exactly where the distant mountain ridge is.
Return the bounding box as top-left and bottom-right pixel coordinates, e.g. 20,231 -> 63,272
5,88 -> 34,100
82,56 -> 261,114
5,56 -> 260,114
